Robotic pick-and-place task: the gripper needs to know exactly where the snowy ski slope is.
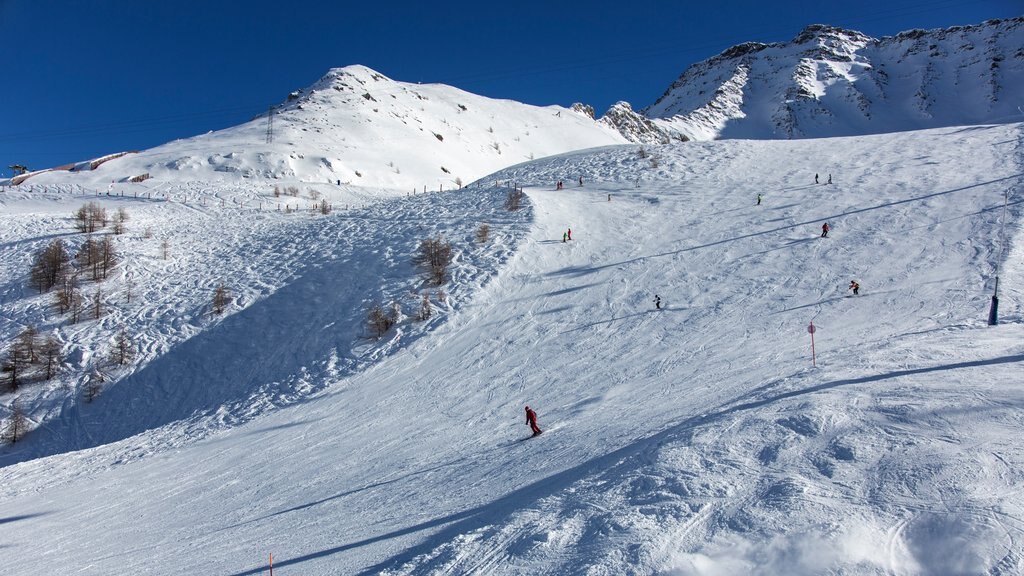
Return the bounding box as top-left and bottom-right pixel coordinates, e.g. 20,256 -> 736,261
0,123 -> 1022,574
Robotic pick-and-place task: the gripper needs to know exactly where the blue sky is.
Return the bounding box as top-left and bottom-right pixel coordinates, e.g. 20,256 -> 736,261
1,0 -> 1019,174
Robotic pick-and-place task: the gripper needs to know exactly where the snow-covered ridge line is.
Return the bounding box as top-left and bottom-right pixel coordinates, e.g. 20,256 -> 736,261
14,64 -> 625,193
642,17 -> 1024,140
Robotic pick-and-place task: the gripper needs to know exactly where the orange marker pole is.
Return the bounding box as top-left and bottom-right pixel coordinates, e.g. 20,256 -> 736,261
269,553 -> 273,576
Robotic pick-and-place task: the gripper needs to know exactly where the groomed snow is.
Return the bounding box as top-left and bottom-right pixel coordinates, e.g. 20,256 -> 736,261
0,123 -> 1022,575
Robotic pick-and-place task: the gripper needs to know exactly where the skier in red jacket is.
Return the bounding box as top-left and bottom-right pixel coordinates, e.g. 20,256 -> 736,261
525,406 -> 542,436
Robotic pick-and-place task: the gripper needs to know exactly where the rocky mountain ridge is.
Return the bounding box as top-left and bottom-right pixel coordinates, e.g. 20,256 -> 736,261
637,17 -> 1024,140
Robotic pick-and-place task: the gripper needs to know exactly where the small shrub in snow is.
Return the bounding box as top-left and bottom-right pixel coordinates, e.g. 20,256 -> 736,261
40,333 -> 61,380
77,235 -> 117,281
29,239 -> 70,293
99,236 -> 117,280
112,208 -> 129,235
74,202 -> 108,233
110,328 -> 134,366
505,188 -> 525,211
476,224 -> 490,243
417,293 -> 432,321
414,236 -> 453,285
1,326 -> 50,390
2,400 -> 30,444
56,275 -> 84,322
83,378 -> 102,403
367,302 -> 397,338
212,285 -> 231,315
92,288 -> 103,320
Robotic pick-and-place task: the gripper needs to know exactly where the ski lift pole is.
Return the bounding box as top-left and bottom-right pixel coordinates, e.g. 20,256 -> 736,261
808,321 -> 817,367
989,189 -> 1009,326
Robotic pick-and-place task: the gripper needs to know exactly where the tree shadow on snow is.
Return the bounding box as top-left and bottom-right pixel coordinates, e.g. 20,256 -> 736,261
0,512 -> 51,525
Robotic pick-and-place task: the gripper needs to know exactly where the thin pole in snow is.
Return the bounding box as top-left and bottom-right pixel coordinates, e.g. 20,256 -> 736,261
808,321 -> 817,367
989,189 -> 1009,326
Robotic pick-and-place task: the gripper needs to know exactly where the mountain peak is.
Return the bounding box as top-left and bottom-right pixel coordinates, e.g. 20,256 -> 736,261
643,18 -> 1024,141
792,23 -> 869,44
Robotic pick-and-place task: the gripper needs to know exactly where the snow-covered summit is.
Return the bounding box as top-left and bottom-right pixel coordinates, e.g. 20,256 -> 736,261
18,64 -> 625,193
642,17 -> 1024,140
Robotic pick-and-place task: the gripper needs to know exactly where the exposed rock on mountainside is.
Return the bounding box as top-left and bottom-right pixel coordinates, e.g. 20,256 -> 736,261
598,102 -> 681,144
641,18 -> 1024,140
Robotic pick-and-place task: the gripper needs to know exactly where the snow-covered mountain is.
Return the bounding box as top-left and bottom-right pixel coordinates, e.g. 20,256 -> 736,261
16,65 -> 625,192
1,16 -> 1024,576
642,17 -> 1024,140
10,18 -> 1022,189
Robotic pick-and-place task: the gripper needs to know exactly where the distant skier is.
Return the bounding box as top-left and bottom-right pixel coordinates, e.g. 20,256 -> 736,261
562,231 -> 567,243
567,227 -> 572,240
821,222 -> 830,238
525,406 -> 542,436
757,193 -> 762,206
815,173 -> 819,184
654,294 -> 662,309
849,280 -> 860,295
579,176 -> 583,186
827,174 -> 832,184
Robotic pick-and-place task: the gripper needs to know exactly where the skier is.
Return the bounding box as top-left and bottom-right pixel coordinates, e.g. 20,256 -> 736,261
827,174 -> 832,184
757,193 -> 762,206
821,222 -> 830,238
525,406 -> 542,436
579,176 -> 583,186
849,280 -> 860,295
654,294 -> 662,309
815,173 -> 819,184
562,231 -> 567,243
567,228 -> 572,241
